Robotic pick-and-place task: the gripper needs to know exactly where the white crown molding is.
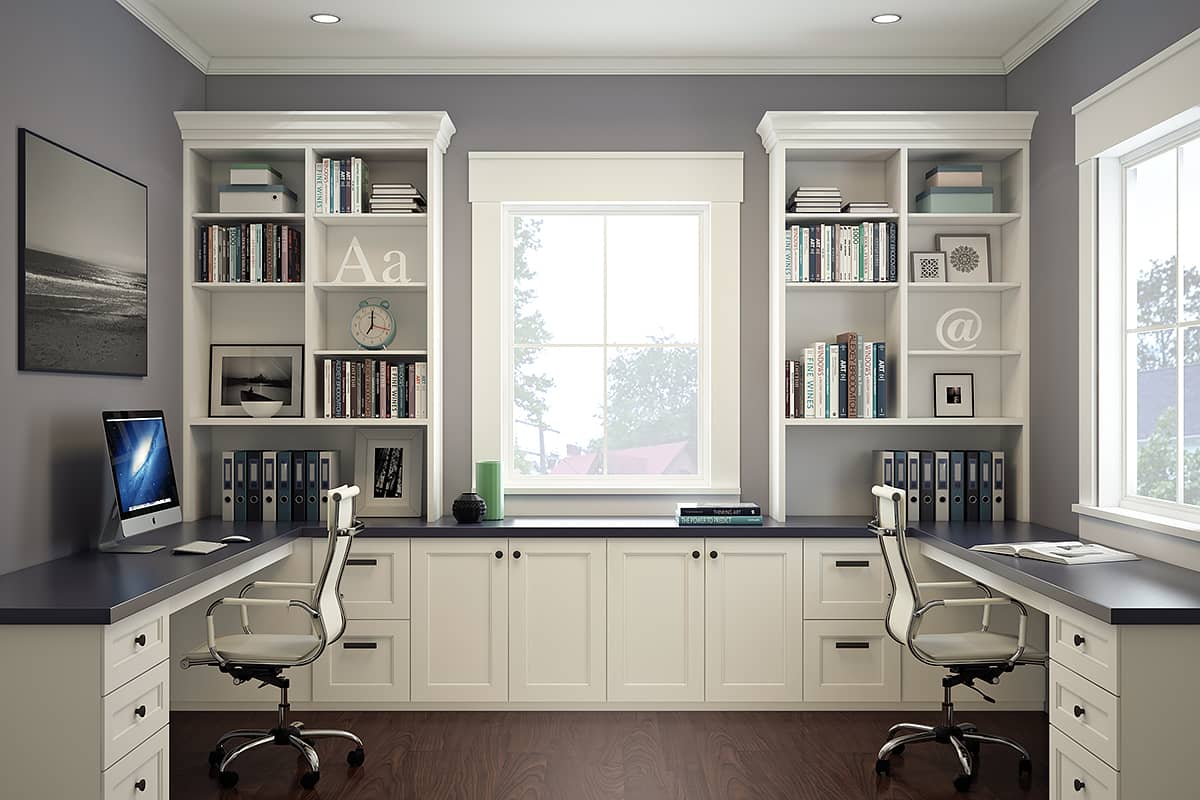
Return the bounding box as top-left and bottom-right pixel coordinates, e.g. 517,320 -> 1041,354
756,111 -> 1038,152
1001,0 -> 1100,73
1072,26 -> 1200,115
174,111 -> 456,152
114,0 -> 210,72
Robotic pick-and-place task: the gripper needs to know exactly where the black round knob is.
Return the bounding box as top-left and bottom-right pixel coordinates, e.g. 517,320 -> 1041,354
134,634 -> 146,647
135,705 -> 147,718
1073,634 -> 1086,647
135,779 -> 147,792
1073,704 -> 1085,718
692,550 -> 700,559
495,550 -> 503,559
710,550 -> 718,559
1074,778 -> 1086,792
513,550 -> 521,559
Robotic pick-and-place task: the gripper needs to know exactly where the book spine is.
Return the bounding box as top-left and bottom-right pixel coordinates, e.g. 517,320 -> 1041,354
863,343 -> 874,421
838,333 -> 859,418
874,343 -> 886,418
887,222 -> 898,282
803,347 -> 816,419
677,507 -> 762,517
837,341 -> 848,418
676,516 -> 764,525
323,359 -> 332,418
813,342 -> 826,418
315,159 -> 325,214
784,360 -> 793,418
784,225 -> 792,283
342,160 -> 350,214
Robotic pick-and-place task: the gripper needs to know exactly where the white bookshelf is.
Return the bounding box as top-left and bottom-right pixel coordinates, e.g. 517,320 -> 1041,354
758,111 -> 1036,520
175,111 -> 455,521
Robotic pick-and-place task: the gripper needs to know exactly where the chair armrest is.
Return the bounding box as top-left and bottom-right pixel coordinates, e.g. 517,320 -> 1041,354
204,596 -> 323,667
911,596 -> 1028,664
236,581 -> 317,633
916,580 -> 992,594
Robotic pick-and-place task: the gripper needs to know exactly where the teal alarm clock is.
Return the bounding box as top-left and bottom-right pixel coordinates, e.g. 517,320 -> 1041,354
350,297 -> 396,350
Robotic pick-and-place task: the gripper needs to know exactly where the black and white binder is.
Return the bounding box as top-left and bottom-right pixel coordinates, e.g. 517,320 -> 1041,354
277,450 -> 292,523
978,450 -> 992,522
246,451 -> 263,522
950,451 -> 965,522
221,451 -> 235,522
318,450 -> 340,521
935,450 -> 950,522
992,451 -> 1006,521
907,451 -> 921,522
873,450 -> 895,488
919,451 -> 936,522
234,450 -> 248,522
965,451 -> 980,522
292,452 -> 307,521
262,451 -> 277,522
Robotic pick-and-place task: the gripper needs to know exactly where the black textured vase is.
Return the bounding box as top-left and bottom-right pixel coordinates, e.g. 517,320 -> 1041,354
452,492 -> 488,524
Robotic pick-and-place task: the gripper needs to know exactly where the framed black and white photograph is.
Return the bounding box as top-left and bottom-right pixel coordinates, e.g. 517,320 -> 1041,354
911,251 -> 947,283
354,430 -> 423,517
933,372 -> 975,418
18,129 -> 147,375
936,233 -> 991,284
209,344 -> 304,417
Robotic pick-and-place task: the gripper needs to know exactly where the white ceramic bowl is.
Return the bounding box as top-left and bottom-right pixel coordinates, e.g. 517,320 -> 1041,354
240,399 -> 283,418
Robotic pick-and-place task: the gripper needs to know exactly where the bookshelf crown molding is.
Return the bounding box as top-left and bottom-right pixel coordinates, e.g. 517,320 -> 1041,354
174,111 -> 456,152
757,111 -> 1039,152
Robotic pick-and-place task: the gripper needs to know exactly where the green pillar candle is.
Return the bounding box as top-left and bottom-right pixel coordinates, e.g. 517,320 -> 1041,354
475,460 -> 504,521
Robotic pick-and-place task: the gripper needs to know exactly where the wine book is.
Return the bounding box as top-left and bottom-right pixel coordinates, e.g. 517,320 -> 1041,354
970,541 -> 1138,565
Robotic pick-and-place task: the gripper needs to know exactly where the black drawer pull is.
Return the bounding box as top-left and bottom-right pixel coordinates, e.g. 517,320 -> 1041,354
710,550 -> 718,559
1073,634 -> 1086,647
835,560 -> 870,568
513,550 -> 521,559
1073,704 -> 1085,718
343,642 -> 378,650
692,550 -> 701,559
134,779 -> 147,792
495,550 -> 504,559
347,558 -> 377,566
134,634 -> 146,647
135,705 -> 147,718
835,641 -> 870,649
1074,778 -> 1086,792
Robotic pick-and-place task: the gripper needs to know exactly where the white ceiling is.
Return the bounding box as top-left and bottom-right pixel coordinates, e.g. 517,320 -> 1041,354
116,0 -> 1098,75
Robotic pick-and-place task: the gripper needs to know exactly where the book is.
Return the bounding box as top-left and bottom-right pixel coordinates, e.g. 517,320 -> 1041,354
873,343 -> 887,417
676,515 -> 765,526
803,348 -> 816,418
837,341 -> 848,418
676,502 -> 762,517
970,541 -> 1138,565
837,332 -> 860,418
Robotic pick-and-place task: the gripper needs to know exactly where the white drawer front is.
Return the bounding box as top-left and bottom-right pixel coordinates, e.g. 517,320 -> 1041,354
104,605 -> 169,695
104,661 -> 170,770
1050,726 -> 1118,800
312,620 -> 410,702
314,539 -> 409,620
803,619 -> 900,702
803,539 -> 890,620
1049,661 -> 1120,768
104,724 -> 168,800
1051,612 -> 1120,694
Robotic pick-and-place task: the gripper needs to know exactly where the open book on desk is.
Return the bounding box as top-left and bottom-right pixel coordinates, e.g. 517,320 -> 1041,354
970,541 -> 1138,565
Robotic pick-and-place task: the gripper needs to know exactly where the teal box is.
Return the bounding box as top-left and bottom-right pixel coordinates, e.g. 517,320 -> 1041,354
914,186 -> 994,213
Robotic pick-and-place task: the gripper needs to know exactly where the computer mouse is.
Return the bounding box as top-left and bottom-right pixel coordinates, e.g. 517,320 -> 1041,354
221,535 -> 252,544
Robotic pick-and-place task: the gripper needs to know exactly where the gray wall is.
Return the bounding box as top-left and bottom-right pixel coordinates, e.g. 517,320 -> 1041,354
205,75 -> 1006,511
0,0 -> 204,573
1007,0 -> 1200,533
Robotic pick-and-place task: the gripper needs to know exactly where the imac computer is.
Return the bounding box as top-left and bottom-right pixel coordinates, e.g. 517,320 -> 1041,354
98,410 -> 182,553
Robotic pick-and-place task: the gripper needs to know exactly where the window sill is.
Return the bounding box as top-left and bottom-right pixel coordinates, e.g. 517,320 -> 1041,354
1072,503 -> 1200,544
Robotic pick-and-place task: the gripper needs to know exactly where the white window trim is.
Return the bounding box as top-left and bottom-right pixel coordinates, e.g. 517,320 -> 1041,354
469,152 -> 742,513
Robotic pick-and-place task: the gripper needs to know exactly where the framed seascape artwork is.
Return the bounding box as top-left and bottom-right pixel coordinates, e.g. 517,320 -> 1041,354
209,344 -> 304,417
936,233 -> 991,284
933,372 -> 976,418
354,430 -> 424,517
18,129 -> 148,375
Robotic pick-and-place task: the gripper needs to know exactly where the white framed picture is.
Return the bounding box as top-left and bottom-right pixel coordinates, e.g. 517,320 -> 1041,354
933,372 -> 975,418
354,429 -> 423,517
209,344 -> 304,417
911,251 -> 947,283
936,234 -> 991,283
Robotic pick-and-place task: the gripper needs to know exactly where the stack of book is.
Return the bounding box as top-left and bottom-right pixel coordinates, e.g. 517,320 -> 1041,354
369,183 -> 426,214
787,187 -> 842,213
785,333 -> 886,419
676,502 -> 763,526
195,223 -> 302,283
785,222 -> 897,282
314,157 -> 367,214
322,358 -> 427,419
874,450 -> 1006,522
915,164 -> 994,213
220,450 -> 338,523
842,201 -> 894,214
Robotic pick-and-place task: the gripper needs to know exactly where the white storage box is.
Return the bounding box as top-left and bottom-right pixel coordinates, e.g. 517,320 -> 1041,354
229,163 -> 283,185
218,184 -> 298,213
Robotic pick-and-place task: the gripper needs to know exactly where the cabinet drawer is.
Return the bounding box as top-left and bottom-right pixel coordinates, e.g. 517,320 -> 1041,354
1051,612 -> 1120,694
1049,661 -> 1120,768
313,539 -> 409,620
104,724 -> 168,800
312,620 -> 410,702
803,620 -> 900,702
1050,726 -> 1119,800
104,605 -> 169,695
103,661 -> 170,770
803,539 -> 890,619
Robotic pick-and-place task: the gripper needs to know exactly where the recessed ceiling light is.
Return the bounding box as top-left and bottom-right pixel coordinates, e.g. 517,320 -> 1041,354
310,13 -> 341,24
872,13 -> 902,24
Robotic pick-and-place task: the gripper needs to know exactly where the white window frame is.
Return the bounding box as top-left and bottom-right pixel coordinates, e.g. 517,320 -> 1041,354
469,152 -> 743,513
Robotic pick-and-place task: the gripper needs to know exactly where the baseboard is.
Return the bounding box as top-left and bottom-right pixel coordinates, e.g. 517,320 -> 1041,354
173,700 -> 1046,713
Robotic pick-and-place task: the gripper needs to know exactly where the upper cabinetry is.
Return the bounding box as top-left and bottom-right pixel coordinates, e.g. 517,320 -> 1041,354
175,111 -> 455,521
758,112 -> 1035,520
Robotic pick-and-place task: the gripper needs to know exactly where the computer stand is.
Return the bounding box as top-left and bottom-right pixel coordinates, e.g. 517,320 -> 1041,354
97,501 -> 165,554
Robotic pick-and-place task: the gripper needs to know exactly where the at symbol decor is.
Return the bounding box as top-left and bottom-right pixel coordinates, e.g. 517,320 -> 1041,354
935,307 -> 983,351
935,233 -> 990,284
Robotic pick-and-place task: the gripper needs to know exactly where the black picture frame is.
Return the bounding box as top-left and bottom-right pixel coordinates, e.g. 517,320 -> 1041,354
933,372 -> 975,418
209,344 -> 305,417
18,128 -> 149,376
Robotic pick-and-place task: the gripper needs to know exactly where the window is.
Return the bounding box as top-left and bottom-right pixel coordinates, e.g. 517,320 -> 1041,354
1122,128 -> 1200,514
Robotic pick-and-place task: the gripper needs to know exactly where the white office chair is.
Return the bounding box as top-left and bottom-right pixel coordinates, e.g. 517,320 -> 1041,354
870,484 -> 1043,793
180,484 -> 365,791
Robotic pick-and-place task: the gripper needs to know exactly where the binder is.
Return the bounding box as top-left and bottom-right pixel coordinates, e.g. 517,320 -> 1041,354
276,450 -> 292,523
292,452 -> 307,522
978,450 -> 993,522
906,451 -> 921,522
950,451 -> 965,522
919,451 -> 936,523
221,451 -> 235,522
246,451 -> 263,522
892,451 -> 907,515
935,450 -> 950,522
873,450 -> 895,488
306,451 -> 320,523
318,451 -> 340,521
234,451 -> 248,522
965,451 -> 980,522
262,451 -> 277,522
992,451 -> 1006,521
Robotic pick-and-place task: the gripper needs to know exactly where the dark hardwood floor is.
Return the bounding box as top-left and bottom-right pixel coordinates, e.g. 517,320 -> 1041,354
172,710 -> 1048,800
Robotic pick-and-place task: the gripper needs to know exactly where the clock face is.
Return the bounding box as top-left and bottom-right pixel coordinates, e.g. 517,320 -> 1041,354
350,303 -> 395,349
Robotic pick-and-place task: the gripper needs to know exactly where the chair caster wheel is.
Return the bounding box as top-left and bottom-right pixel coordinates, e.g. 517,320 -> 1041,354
207,747 -> 225,768
1019,757 -> 1033,788
348,747 -> 366,767
875,758 -> 891,776
218,770 -> 239,788
953,773 -> 973,793
300,770 -> 320,790
890,744 -> 905,756
966,738 -> 980,755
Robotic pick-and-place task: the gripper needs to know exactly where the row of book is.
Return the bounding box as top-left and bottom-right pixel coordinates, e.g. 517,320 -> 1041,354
370,183 -> 426,215
785,222 -> 898,283
786,333 -> 886,418
220,450 -> 338,523
675,502 -> 763,526
322,358 -> 428,419
787,186 -> 842,213
314,157 -> 367,214
195,223 -> 302,283
875,450 -> 1007,522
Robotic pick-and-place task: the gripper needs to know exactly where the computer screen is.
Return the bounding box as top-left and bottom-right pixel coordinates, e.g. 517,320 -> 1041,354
102,410 -> 181,532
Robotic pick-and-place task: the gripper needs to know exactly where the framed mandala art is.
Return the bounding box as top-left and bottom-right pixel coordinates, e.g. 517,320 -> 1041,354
911,251 -> 947,283
936,234 -> 991,284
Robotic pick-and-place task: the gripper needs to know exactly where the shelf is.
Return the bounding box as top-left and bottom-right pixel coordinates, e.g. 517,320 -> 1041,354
190,417 -> 426,427
313,281 -> 427,293
193,212 -> 305,223
787,282 -> 898,292
312,213 -> 427,227
313,349 -> 427,357
786,417 -> 1025,427
785,212 -> 898,222
908,282 -> 1021,293
907,213 -> 1021,226
908,349 -> 1022,357
190,282 -> 304,292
